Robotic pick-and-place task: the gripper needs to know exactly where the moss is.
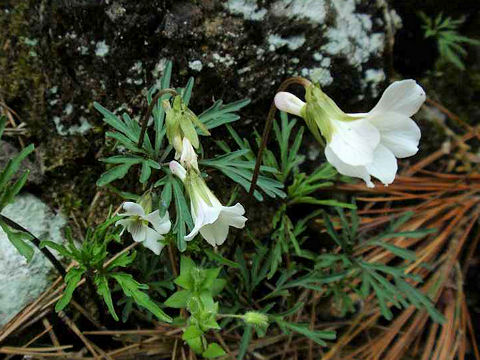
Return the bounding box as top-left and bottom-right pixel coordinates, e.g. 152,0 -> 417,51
0,1 -> 45,130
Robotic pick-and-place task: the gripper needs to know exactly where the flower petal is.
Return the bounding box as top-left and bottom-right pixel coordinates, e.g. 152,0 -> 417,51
169,161 -> 187,182
368,112 -> 421,158
143,228 -> 164,255
180,137 -> 199,171
325,146 -> 374,188
122,202 -> 145,217
220,203 -> 247,229
365,144 -> 398,186
127,221 -> 147,243
274,92 -> 306,116
369,80 -> 426,117
185,199 -> 222,241
328,119 -> 380,166
115,218 -> 133,235
200,218 -> 230,247
146,210 -> 171,235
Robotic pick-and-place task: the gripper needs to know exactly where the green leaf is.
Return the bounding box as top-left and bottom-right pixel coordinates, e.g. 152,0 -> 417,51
100,155 -> 143,165
0,221 -> 34,262
105,251 -> 136,272
139,161 -> 152,184
94,274 -> 118,321
0,144 -> 34,191
185,336 -> 204,354
112,272 -> 172,323
96,164 -> 132,187
0,115 -> 6,138
164,289 -> 192,308
237,325 -> 252,360
0,170 -> 29,208
182,325 -> 203,340
94,102 -> 136,140
56,267 -> 85,311
202,343 -> 226,358
40,240 -> 73,258
201,267 -> 222,290
198,99 -> 251,129
279,320 -> 336,347
291,197 -> 356,209
204,249 -> 240,268
373,242 -> 417,261
175,256 -> 197,289
172,177 -> 192,251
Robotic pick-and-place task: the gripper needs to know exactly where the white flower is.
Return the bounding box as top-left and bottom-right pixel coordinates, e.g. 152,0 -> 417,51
169,160 -> 247,247
274,80 -> 425,187
179,137 -> 199,171
116,201 -> 171,255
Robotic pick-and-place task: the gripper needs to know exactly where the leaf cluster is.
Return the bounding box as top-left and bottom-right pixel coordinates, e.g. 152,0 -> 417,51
419,11 -> 480,70
316,209 -> 444,322
165,256 -> 226,358
41,216 -> 171,322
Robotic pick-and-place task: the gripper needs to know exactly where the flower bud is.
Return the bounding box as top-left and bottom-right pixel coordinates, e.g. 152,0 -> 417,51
243,311 -> 269,329
180,137 -> 199,171
274,92 -> 306,117
163,96 -> 210,155
138,191 -> 153,214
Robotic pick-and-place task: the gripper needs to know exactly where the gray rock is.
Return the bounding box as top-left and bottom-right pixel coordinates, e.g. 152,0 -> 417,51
0,194 -> 65,327
0,141 -> 43,184
7,0 -> 400,138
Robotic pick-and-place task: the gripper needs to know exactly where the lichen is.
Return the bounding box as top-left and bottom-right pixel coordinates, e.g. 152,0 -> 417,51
301,67 -> 333,86
54,116 -> 92,136
268,34 -> 306,51
95,40 -> 110,57
188,60 -> 203,72
364,69 -> 386,97
225,0 -> 267,21
271,0 -> 327,24
321,0 -> 385,68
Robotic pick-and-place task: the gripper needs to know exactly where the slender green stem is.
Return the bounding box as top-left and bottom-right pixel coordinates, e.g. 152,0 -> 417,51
138,88 -> 178,149
0,214 -> 66,277
248,77 -> 312,198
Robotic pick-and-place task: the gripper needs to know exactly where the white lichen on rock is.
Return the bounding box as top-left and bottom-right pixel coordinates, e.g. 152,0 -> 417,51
54,116 -> 92,136
188,60 -> 203,72
268,34 -> 306,51
95,40 -> 110,57
271,0 -> 327,24
269,0 -> 388,90
321,0 -> 385,68
364,68 -> 386,97
212,53 -> 235,67
0,194 -> 66,326
301,67 -> 333,86
225,0 -> 267,21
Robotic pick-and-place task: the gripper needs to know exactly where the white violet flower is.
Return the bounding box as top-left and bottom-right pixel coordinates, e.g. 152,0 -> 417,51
179,137 -> 199,171
169,160 -> 247,247
274,80 -> 425,187
116,200 -> 171,255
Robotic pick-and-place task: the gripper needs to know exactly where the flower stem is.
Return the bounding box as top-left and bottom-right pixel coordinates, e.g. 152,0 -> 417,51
168,242 -> 179,277
248,77 -> 312,198
138,88 -> 178,149
0,214 -> 66,278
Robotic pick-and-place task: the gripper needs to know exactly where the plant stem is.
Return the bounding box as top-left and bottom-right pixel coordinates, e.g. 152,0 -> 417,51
248,77 -> 312,198
138,88 -> 178,149
168,242 -> 179,277
0,214 -> 66,277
